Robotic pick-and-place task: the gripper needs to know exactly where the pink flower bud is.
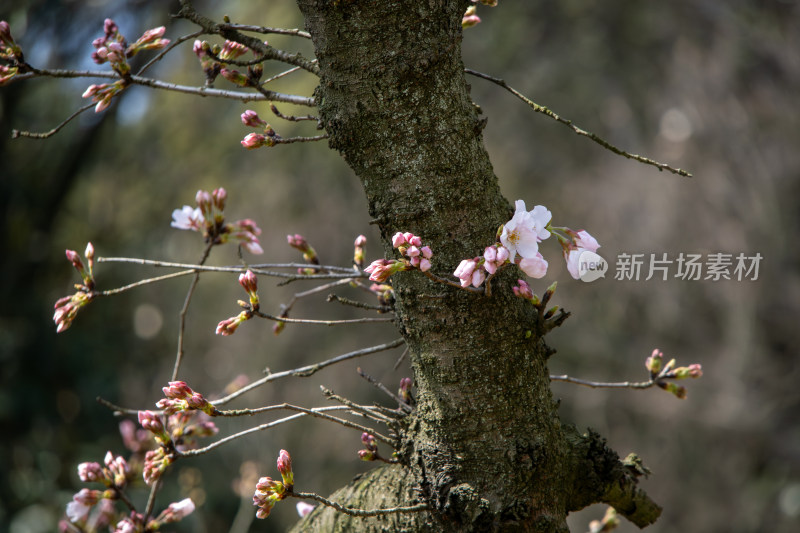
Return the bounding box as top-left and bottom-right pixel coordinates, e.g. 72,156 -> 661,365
239,270 -> 258,295
77,462 -> 105,483
277,449 -> 293,487
484,246 -> 497,262
419,258 -> 431,272
66,250 -> 85,272
402,232 -> 414,243
241,110 -> 266,128
519,253 -> 548,279
512,279 -> 534,300
471,269 -> 486,288
212,188 -> 227,211
391,232 -> 406,247
84,242 -> 95,261
409,256 -> 421,268
420,246 -> 433,259
157,498 -> 195,524
496,246 -> 510,263
73,488 -> 104,506
408,235 -> 422,247
163,381 -> 193,399
406,245 -> 420,257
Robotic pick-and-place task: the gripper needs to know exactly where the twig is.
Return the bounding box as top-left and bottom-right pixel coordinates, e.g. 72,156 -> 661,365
218,23 -> 312,40
98,256 -> 355,273
213,338 -> 405,406
143,477 -> 162,521
273,134 -> 329,144
465,69 -> 692,177
100,270 -> 197,296
321,386 -> 395,425
178,404 -> 393,457
357,368 -> 412,413
289,492 -> 430,517
327,293 -> 391,312
172,242 -> 213,381
260,64 -> 310,86
253,309 -> 393,326
137,30 -> 204,76
393,346 -> 409,370
549,375 -> 654,389
12,69 -> 315,106
270,104 -> 320,123
11,103 -> 94,139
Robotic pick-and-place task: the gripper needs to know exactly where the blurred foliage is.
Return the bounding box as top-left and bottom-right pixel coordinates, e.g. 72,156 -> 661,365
1,0 -> 799,532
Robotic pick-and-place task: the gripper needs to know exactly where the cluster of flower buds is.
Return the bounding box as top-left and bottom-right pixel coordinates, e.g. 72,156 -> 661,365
156,381 -> 218,416
171,188 -> 264,254
143,447 -> 173,485
241,110 -> 280,149
193,38 -> 265,88
169,411 -> 219,448
453,243 -> 512,288
358,432 -> 379,462
81,80 -> 127,113
217,270 -> 261,337
138,411 -> 170,444
558,228 -> 601,280
90,19 -> 168,75
398,377 -> 414,405
253,450 -> 294,519
364,231 -> 432,282
0,21 -> 24,85
64,452 -> 132,527
77,451 -> 130,488
53,244 -> 97,333
645,349 -> 703,399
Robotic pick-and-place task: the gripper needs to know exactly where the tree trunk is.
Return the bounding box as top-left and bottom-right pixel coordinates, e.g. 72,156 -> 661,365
292,1 -> 659,531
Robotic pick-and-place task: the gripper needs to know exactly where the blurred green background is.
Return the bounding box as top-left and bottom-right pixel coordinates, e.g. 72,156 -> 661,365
1,1 -> 798,532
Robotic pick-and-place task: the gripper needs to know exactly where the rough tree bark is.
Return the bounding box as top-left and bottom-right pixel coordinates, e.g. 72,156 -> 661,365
286,1 -> 661,531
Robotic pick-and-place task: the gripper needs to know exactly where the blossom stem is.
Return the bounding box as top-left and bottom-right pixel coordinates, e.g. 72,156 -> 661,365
173,242 -> 214,381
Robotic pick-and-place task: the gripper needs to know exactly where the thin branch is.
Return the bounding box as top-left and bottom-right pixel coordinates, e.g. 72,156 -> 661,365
550,375 -> 654,389
178,404 -> 393,457
137,30 -> 204,76
260,64 -> 309,86
273,134 -> 328,144
11,103 -> 94,139
143,478 -> 162,521
357,368 -> 412,413
321,386 -> 396,425
270,103 -> 320,124
465,69 -> 692,178
289,492 -> 430,517
100,270 -> 196,296
213,338 -> 405,406
12,68 -> 315,106
98,256 -> 355,273
253,309 -> 394,326
327,293 -> 391,312
172,242 -> 213,381
218,23 -> 312,40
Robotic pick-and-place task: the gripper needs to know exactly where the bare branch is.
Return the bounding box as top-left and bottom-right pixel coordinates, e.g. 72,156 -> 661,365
550,375 -> 654,389
218,23 -> 312,40
213,338 -> 405,406
173,242 -> 214,380
465,69 -> 692,178
289,491 -> 430,517
253,309 -> 393,326
11,103 -> 94,139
